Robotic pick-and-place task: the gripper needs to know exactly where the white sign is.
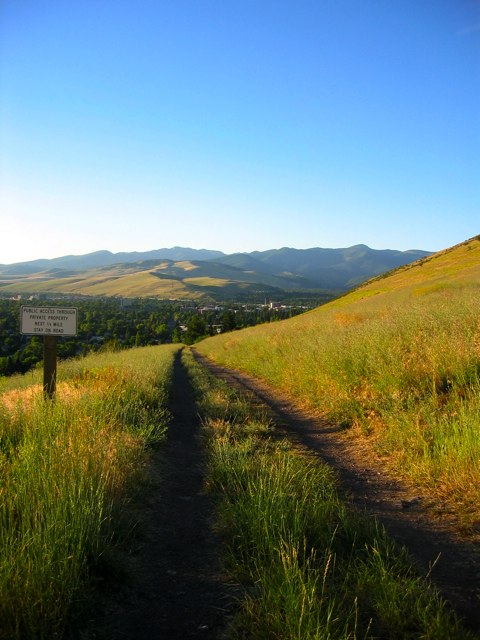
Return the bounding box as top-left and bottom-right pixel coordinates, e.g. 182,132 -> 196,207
21,306 -> 78,336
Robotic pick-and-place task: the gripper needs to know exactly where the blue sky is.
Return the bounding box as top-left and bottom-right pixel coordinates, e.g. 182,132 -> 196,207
1,0 -> 479,264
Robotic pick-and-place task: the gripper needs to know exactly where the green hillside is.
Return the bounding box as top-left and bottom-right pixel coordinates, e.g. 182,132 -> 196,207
197,235 -> 480,529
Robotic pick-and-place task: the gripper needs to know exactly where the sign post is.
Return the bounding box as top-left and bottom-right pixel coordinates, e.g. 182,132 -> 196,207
20,306 -> 78,400
43,335 -> 58,400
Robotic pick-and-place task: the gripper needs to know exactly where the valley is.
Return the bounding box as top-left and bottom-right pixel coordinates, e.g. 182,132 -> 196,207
0,244 -> 430,301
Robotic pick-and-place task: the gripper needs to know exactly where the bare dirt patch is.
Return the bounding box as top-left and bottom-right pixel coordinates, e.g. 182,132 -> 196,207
192,350 -> 480,633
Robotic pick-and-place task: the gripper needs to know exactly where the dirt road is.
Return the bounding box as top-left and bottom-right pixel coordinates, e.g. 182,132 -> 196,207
90,350 -> 480,637
89,350 -> 236,639
192,350 -> 480,633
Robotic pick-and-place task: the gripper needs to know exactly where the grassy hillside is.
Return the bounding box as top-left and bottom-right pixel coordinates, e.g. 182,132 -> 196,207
185,350 -> 469,639
196,235 -> 480,529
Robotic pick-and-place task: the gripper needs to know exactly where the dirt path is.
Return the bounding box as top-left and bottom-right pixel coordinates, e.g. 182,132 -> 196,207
192,350 -> 480,633
86,349 -> 480,637
90,350 -> 236,639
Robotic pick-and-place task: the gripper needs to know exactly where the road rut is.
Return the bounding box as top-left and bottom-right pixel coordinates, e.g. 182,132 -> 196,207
192,349 -> 480,633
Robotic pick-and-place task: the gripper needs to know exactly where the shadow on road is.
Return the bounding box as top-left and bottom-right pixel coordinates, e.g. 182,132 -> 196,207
91,349 -> 235,640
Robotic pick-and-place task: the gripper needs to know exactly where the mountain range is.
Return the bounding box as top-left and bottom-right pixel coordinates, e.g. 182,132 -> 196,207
0,245 -> 432,300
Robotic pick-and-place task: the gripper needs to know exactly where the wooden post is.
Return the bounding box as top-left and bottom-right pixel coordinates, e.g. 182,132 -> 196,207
43,335 -> 58,400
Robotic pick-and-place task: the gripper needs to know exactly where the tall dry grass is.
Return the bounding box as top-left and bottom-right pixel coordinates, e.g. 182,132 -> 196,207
185,349 -> 470,639
0,344 -> 179,639
197,239 -> 480,528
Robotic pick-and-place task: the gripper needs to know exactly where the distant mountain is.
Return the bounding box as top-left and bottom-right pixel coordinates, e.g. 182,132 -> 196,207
0,248 -> 225,274
212,245 -> 431,289
0,245 -> 432,300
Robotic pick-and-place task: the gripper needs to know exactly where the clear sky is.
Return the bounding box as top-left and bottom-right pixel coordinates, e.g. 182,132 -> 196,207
1,0 -> 479,264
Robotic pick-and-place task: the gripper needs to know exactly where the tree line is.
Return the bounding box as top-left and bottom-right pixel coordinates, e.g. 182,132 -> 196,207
0,297 -> 311,377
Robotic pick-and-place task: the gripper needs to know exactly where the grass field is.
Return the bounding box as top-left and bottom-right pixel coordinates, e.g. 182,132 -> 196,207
185,348 -> 472,639
0,344 -> 179,639
196,236 -> 480,529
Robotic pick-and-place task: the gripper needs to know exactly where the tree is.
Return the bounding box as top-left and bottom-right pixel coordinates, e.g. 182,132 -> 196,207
155,323 -> 170,343
185,315 -> 208,344
221,310 -> 236,332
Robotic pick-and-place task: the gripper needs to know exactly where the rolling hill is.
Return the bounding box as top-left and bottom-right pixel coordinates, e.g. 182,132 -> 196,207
0,248 -> 225,274
216,244 -> 430,289
0,245 -> 430,301
0,259 -> 312,301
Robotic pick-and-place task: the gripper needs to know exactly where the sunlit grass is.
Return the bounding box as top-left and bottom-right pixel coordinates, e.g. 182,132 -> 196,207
184,349 -> 471,639
0,267 -> 201,299
184,276 -> 232,287
197,237 -> 480,529
0,344 -> 179,639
